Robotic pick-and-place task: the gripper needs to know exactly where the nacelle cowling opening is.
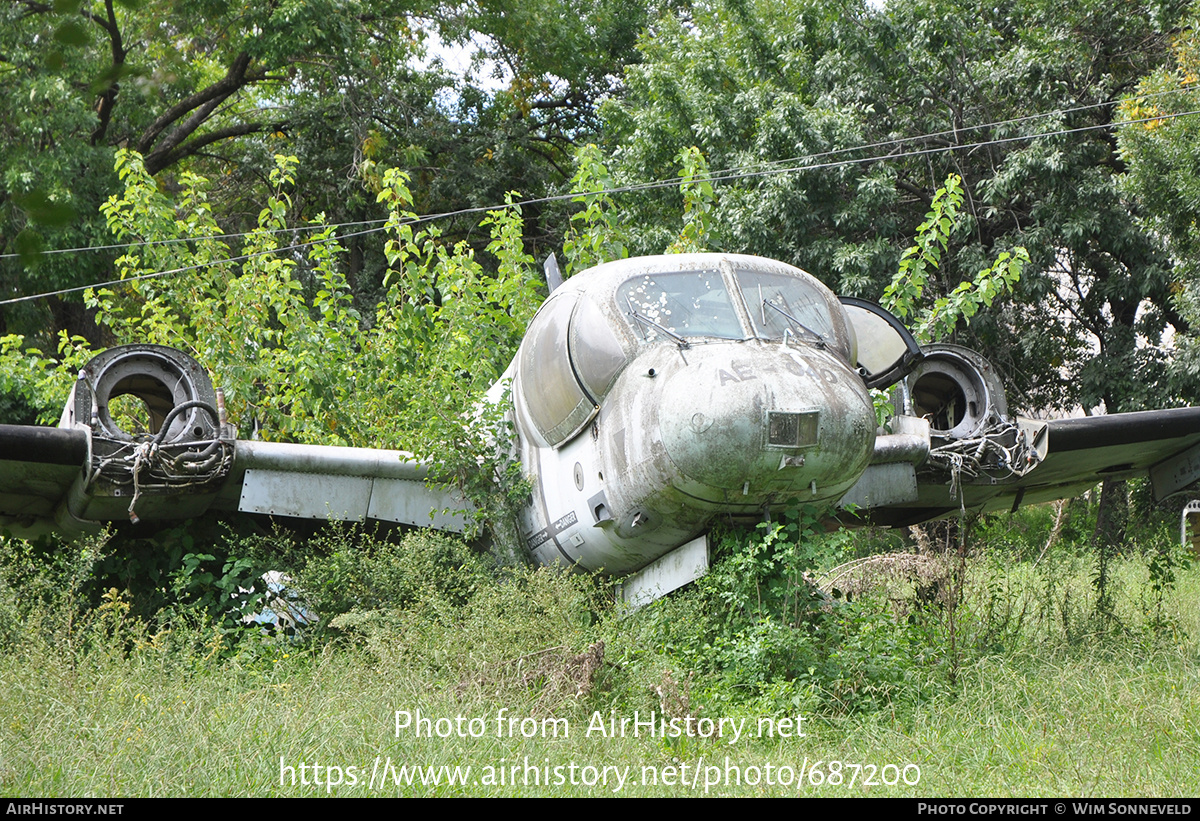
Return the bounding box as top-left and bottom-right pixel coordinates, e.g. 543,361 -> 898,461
897,344 -> 1009,441
56,344 -> 233,528
895,344 -> 1045,485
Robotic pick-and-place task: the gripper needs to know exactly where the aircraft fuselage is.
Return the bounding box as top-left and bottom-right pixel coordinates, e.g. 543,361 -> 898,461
503,254 -> 878,576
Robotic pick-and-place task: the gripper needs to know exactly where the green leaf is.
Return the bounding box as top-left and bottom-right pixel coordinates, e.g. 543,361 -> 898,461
53,18 -> 91,46
13,190 -> 76,227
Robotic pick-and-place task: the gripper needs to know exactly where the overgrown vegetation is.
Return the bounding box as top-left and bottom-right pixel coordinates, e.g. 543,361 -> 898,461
3,141 -> 1193,794
2,500 -> 1197,796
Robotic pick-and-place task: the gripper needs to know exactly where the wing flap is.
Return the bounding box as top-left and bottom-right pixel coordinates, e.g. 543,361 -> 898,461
222,440 -> 470,532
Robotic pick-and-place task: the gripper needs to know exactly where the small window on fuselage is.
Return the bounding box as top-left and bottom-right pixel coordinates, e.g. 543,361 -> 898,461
617,269 -> 745,342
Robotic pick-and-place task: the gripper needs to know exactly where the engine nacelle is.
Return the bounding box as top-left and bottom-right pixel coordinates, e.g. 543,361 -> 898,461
895,343 -> 1045,483
55,345 -> 233,531
61,345 -> 223,442
896,344 -> 1009,442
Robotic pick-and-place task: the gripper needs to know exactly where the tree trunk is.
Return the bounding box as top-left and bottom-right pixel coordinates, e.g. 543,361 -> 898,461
1093,477 -> 1128,551
1092,477 -> 1128,620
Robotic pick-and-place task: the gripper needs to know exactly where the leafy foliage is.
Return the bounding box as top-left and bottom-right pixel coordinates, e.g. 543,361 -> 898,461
882,174 -> 1027,344
300,528 -> 492,619
0,331 -> 96,424
1118,5 -> 1200,391
612,506 -> 935,713
85,150 -> 542,464
0,0 -> 647,356
1,147 -> 552,549
561,144 -> 630,275
665,147 -> 718,254
602,0 -> 1187,414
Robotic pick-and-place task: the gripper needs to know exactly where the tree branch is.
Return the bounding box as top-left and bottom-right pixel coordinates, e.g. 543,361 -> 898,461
522,142 -> 571,178
143,95 -> 230,170
145,120 -> 284,173
14,0 -> 52,17
895,177 -> 934,208
89,0 -> 126,145
136,51 -> 259,159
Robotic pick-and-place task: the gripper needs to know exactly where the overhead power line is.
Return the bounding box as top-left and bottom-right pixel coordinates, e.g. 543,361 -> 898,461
4,86 -> 1196,264
3,102 -> 1199,307
6,84 -> 1193,263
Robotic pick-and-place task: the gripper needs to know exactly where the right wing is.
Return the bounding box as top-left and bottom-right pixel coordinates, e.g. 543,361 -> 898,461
842,344 -> 1200,527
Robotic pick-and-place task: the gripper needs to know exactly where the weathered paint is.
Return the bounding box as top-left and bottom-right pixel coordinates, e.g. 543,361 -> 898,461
510,254 -> 878,576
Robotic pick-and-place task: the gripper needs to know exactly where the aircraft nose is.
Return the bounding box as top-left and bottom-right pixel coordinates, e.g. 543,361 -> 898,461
658,346 -> 876,505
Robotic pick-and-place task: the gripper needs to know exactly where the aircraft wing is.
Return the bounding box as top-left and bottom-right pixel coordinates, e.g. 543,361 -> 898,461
859,409 -> 1200,527
0,345 -> 467,540
853,344 -> 1200,527
0,427 -> 469,540
0,424 -> 91,533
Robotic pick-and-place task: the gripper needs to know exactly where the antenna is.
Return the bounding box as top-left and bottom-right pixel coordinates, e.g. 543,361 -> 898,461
544,253 -> 563,293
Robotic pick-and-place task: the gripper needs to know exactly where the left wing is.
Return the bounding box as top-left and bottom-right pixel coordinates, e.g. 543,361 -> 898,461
0,344 -> 467,539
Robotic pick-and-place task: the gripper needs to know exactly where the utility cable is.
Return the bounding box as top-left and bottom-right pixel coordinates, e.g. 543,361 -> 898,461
3,85 -> 1195,263
3,105 -> 1198,307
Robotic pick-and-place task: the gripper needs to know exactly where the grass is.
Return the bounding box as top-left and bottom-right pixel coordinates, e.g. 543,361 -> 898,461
1,516 -> 1198,797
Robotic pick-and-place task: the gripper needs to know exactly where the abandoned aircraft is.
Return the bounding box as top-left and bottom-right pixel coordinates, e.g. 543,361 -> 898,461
4,252 -> 1200,605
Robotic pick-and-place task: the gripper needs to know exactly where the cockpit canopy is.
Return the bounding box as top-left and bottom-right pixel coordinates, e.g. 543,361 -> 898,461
512,253 -> 910,449
614,263 -> 853,357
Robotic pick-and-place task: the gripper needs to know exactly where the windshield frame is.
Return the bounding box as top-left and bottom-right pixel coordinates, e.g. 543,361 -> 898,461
731,266 -> 854,362
610,258 -> 855,366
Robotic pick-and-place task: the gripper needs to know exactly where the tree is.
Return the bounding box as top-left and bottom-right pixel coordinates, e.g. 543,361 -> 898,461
0,0 -> 429,338
0,0 -> 648,349
601,0 -> 1189,416
1118,2 -> 1200,387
